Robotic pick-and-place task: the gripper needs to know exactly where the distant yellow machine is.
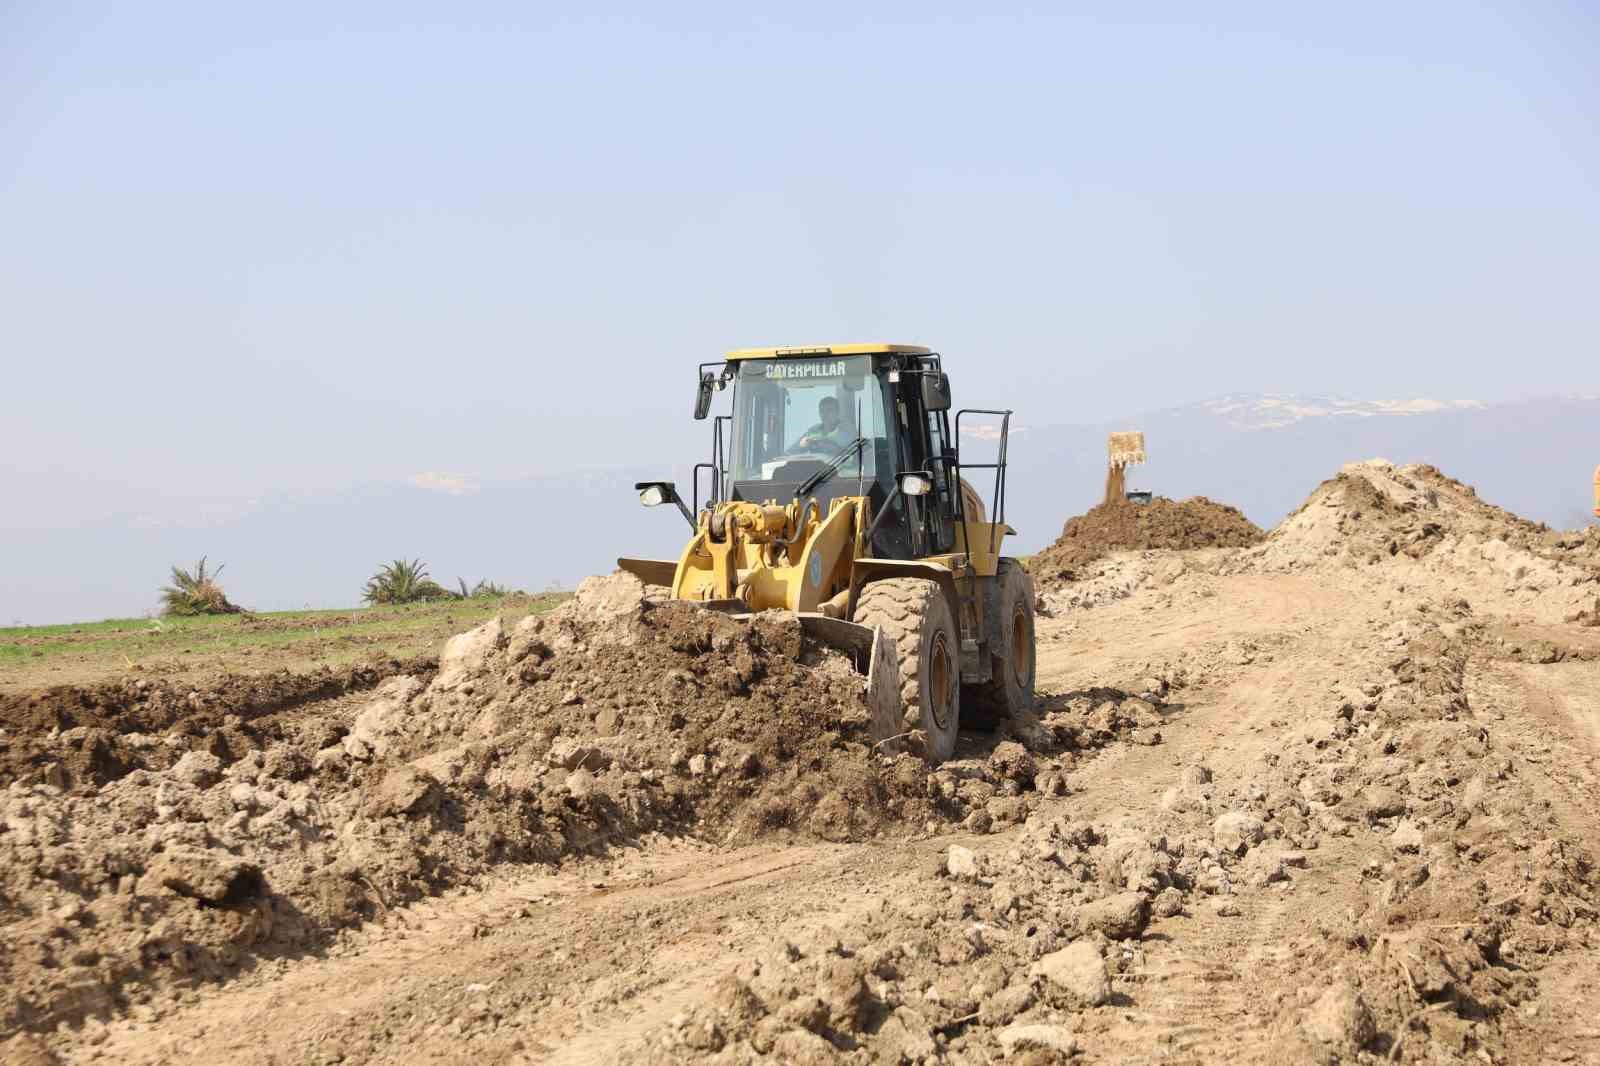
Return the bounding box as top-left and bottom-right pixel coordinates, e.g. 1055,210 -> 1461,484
1593,464 -> 1599,518
620,344 -> 1035,763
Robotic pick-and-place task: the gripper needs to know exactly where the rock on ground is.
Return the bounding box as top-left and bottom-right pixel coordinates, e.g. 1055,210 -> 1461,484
1033,940 -> 1110,1008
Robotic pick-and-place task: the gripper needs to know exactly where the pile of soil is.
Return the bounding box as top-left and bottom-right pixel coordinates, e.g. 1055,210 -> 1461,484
1254,460 -> 1600,623
1031,496 -> 1264,584
0,574 -> 1072,1036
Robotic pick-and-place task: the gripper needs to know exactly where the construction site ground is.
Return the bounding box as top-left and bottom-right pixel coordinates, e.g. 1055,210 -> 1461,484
5,462 -> 1600,1065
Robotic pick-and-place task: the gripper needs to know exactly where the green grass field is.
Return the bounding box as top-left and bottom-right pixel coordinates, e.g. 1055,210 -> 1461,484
0,595 -> 570,691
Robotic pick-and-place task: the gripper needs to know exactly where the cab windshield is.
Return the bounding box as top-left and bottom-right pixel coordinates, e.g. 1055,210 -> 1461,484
729,355 -> 891,488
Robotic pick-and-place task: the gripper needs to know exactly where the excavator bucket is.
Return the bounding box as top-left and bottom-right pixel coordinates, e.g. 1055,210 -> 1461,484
795,615 -> 903,748
1107,431 -> 1147,467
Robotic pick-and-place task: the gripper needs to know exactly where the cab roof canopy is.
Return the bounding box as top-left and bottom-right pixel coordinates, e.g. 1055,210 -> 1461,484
725,343 -> 932,362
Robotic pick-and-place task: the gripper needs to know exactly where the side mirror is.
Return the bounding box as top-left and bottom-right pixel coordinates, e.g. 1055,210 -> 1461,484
920,372 -> 951,413
899,473 -> 934,497
635,481 -> 696,529
693,372 -> 716,420
638,482 -> 674,507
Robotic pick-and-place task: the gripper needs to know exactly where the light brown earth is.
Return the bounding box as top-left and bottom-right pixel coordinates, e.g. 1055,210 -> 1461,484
5,461 -> 1600,1065
1029,493 -> 1264,585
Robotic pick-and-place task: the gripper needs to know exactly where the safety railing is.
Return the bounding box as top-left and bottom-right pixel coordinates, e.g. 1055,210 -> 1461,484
953,408 -> 1013,555
692,414 -> 731,515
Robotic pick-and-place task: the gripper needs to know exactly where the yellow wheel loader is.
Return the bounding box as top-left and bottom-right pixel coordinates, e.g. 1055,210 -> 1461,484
619,343 -> 1035,763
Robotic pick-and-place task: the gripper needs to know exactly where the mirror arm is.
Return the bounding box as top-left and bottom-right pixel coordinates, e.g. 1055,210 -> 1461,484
636,481 -> 698,531
671,491 -> 696,530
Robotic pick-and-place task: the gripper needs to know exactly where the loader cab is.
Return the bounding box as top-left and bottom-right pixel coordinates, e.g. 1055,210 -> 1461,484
712,345 -> 970,561
722,352 -> 896,512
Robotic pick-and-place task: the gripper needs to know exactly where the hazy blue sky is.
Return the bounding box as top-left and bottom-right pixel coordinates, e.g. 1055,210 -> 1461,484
3,2 -> 1598,622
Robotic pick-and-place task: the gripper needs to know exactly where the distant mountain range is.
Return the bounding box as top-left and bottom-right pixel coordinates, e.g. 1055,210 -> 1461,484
5,394 -> 1596,624
1193,394 -> 1489,431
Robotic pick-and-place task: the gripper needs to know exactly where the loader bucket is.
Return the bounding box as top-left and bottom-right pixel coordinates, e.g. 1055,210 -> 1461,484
796,614 -> 903,748
616,557 -> 678,588
626,597 -> 904,750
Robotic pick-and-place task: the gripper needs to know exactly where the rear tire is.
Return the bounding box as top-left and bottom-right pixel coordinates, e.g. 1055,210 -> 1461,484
852,578 -> 960,763
964,559 -> 1036,728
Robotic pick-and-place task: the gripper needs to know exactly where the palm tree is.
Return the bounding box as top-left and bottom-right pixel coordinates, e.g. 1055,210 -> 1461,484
364,559 -> 451,604
159,556 -> 243,616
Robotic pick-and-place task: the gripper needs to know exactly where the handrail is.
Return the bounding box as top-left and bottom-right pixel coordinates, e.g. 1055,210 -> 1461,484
692,462 -> 716,516
954,408 -> 1013,555
713,415 -> 730,504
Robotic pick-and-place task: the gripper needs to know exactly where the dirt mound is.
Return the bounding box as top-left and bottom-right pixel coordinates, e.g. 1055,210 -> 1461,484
1031,496 -> 1265,584
0,574 -> 1071,1036
1251,460 -> 1600,623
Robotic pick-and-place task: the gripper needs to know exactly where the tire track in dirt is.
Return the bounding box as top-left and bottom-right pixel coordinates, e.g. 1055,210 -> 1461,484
1460,658 -> 1600,1065
1033,573 -> 1377,1063
73,840 -> 946,1065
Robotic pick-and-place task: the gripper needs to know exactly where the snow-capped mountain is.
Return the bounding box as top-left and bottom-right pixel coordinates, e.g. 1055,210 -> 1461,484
1198,394 -> 1488,431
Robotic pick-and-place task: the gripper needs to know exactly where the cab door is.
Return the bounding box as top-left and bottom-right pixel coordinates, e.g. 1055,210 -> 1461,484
924,406 -> 960,553
891,372 -> 959,558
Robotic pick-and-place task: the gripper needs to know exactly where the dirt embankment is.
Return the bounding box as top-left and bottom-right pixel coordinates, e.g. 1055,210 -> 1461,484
1030,496 -> 1264,585
0,660 -> 433,794
1252,460 -> 1600,623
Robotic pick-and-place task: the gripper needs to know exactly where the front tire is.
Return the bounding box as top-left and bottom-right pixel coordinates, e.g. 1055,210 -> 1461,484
853,578 -> 960,763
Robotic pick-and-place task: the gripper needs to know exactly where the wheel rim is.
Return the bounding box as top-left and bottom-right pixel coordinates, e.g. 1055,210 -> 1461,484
1010,606 -> 1029,681
928,632 -> 954,731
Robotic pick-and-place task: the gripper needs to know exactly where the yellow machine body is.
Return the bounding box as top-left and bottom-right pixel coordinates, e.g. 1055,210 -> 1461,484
662,493 -> 1012,618
620,341 -> 1029,759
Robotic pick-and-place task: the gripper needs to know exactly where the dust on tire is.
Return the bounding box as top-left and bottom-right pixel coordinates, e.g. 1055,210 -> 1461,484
852,577 -> 961,763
